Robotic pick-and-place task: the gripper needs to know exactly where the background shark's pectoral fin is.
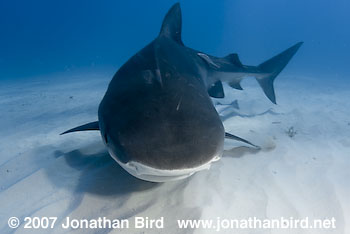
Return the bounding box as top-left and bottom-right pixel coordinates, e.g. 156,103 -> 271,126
228,81 -> 243,90
60,121 -> 99,135
225,132 -> 260,149
208,81 -> 225,98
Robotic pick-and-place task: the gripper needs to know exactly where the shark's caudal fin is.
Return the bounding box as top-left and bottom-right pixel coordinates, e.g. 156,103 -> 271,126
159,3 -> 183,45
60,121 -> 99,135
256,42 -> 303,104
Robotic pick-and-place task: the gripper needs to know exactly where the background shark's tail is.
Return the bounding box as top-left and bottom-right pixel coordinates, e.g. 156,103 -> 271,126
256,42 -> 303,104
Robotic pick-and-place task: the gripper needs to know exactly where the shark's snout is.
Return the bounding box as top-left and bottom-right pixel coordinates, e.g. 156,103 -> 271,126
98,90 -> 225,182
104,123 -> 224,182
101,104 -> 225,176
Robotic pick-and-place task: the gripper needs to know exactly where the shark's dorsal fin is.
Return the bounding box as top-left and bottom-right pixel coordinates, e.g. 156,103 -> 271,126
159,3 -> 183,45
225,53 -> 243,67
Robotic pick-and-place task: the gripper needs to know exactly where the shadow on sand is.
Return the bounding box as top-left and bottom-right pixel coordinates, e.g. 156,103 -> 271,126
219,108 -> 284,122
51,146 -> 160,197
42,142 -> 200,233
223,146 -> 261,158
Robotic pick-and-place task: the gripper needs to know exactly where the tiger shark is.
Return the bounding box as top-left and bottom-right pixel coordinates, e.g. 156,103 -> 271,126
61,3 -> 302,182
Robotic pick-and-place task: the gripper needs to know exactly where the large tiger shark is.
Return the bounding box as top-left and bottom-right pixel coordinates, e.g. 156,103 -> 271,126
61,3 -> 302,182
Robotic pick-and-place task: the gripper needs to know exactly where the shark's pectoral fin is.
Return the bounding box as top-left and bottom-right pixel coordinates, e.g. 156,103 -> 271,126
60,121 -> 99,135
208,81 -> 225,98
225,132 -> 260,149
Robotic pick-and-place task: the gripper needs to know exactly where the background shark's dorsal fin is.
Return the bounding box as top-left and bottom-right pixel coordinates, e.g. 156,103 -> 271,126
224,53 -> 243,67
159,3 -> 183,45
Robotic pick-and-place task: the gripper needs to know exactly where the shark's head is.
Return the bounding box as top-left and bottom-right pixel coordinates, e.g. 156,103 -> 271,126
97,3 -> 225,182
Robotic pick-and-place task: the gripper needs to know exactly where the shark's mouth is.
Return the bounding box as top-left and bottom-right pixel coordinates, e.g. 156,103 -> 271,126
107,148 -> 221,182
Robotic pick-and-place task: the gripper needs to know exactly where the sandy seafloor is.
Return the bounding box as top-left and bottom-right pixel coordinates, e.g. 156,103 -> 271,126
0,72 -> 349,234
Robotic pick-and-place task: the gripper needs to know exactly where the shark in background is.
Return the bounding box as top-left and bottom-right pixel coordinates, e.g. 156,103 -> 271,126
61,3 -> 302,182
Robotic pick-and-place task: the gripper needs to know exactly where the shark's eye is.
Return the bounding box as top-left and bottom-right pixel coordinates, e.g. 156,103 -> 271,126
142,70 -> 154,84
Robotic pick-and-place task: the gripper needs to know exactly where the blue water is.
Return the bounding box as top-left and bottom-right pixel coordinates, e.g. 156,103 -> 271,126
1,0 -> 349,80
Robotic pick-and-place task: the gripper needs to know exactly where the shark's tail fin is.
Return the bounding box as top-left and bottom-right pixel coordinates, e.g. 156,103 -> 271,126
256,42 -> 303,104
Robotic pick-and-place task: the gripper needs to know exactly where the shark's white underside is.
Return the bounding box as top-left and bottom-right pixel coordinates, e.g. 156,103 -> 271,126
108,148 -> 222,182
